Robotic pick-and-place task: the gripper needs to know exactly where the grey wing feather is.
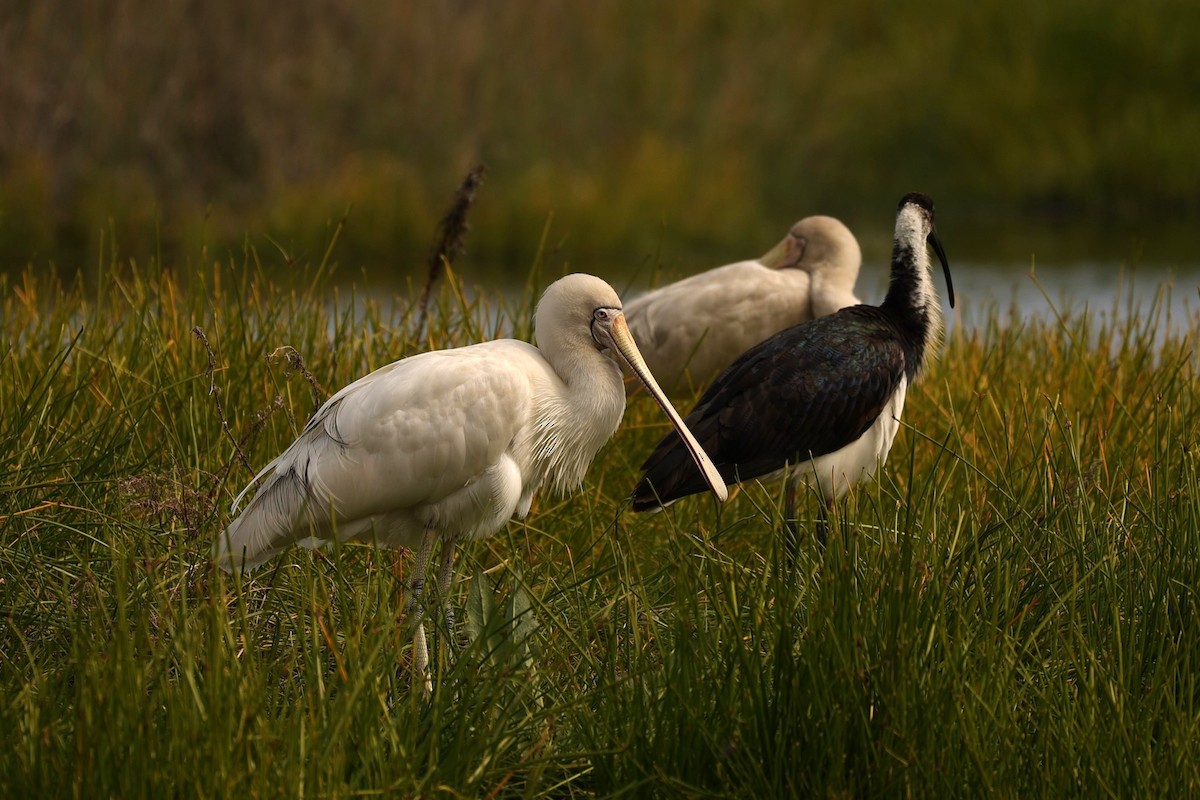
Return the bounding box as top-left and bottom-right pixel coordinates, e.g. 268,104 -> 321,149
214,398 -> 347,572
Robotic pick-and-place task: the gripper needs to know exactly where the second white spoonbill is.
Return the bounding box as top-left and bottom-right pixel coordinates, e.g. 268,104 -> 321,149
624,215 -> 862,392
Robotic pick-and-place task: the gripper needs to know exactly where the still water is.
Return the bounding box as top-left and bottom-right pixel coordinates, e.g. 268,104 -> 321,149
442,215 -> 1200,340
344,256 -> 1200,348
857,258 -> 1200,337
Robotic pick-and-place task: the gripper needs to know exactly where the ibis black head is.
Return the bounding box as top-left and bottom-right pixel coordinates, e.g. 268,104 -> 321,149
898,192 -> 935,212
898,192 -> 954,309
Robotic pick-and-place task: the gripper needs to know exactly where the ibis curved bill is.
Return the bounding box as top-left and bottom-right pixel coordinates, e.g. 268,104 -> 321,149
624,215 -> 862,392
632,194 -> 954,542
214,273 -> 725,690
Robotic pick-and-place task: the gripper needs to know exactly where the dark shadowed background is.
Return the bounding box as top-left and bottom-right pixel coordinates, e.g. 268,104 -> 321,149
2,0 -> 1197,295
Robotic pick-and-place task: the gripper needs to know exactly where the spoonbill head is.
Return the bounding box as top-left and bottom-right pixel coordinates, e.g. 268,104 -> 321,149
214,273 -> 725,690
632,194 -> 953,542
623,215 -> 863,392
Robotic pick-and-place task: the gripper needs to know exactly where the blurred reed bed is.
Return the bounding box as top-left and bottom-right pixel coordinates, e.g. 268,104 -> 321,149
3,0 -> 1199,272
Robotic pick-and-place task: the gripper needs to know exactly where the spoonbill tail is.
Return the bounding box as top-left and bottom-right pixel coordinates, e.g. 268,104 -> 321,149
632,194 -> 953,543
215,273 -> 727,690
624,215 -> 862,391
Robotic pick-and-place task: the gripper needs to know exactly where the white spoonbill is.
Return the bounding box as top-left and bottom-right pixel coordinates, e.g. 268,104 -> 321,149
214,273 -> 727,689
624,215 -> 862,392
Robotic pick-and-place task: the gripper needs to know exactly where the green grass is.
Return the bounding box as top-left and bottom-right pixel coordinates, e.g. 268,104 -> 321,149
2,245 -> 1200,797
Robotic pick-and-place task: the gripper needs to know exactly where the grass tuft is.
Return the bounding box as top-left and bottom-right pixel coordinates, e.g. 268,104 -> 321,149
2,249 -> 1199,796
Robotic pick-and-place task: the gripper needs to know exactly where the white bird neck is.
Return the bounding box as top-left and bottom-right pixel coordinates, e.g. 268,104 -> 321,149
881,204 -> 945,374
532,338 -> 627,496
808,258 -> 860,316
557,339 -> 623,392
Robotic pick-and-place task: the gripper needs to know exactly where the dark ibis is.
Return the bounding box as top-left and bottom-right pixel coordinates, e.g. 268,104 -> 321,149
631,193 -> 954,541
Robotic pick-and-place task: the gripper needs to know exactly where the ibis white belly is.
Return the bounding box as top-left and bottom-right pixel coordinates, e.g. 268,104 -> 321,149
789,377 -> 908,503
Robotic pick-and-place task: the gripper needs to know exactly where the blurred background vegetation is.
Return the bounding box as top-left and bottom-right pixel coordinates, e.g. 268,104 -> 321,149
1,0 -> 1197,278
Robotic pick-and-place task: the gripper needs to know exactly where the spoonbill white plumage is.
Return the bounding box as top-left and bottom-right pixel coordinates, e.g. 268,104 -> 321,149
215,273 -> 727,688
623,215 -> 862,391
632,194 -> 954,542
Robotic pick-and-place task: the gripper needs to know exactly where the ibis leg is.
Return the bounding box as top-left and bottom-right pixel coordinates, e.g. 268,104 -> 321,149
815,497 -> 831,549
783,475 -> 800,570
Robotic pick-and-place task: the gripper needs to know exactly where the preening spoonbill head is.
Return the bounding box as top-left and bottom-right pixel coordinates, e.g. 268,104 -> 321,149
623,215 -> 863,391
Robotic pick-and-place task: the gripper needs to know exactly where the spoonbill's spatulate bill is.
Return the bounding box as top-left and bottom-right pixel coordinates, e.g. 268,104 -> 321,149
624,215 -> 862,391
215,273 -> 726,690
632,194 -> 954,539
